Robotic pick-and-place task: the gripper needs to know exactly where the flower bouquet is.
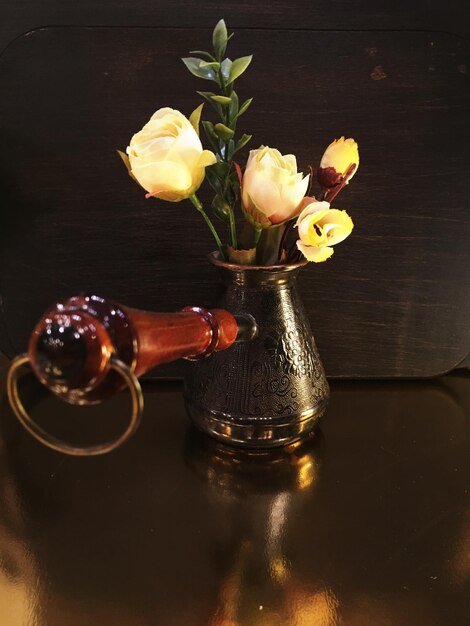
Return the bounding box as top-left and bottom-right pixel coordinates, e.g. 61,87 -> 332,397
119,19 -> 359,268
116,19 -> 360,447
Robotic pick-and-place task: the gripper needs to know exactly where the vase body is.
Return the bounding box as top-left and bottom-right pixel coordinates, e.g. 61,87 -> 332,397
183,255 -> 329,448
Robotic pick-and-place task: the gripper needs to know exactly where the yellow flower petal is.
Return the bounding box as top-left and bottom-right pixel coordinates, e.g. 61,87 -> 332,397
130,159 -> 192,197
297,241 -> 334,263
320,137 -> 359,180
198,149 -> 217,168
320,209 -> 354,246
189,103 -> 204,136
295,201 -> 330,227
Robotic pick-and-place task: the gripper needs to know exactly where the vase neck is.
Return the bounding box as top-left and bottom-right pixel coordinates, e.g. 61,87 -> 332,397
217,265 -> 302,288
209,253 -> 306,288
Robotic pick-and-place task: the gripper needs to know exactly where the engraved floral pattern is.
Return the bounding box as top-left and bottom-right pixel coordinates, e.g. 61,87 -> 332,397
184,267 -> 329,428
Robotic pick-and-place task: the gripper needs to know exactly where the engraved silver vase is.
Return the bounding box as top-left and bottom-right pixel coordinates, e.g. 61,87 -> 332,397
183,253 -> 329,448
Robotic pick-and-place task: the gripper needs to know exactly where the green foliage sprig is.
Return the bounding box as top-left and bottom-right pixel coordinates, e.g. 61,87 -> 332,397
182,19 -> 253,250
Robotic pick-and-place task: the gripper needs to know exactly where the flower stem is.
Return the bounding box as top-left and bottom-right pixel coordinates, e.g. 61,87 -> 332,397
324,163 -> 357,204
189,194 -> 227,260
257,225 -> 284,265
278,219 -> 295,259
228,208 -> 238,249
253,227 -> 263,248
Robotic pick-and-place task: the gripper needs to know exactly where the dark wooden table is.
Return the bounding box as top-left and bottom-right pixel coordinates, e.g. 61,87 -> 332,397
0,362 -> 469,625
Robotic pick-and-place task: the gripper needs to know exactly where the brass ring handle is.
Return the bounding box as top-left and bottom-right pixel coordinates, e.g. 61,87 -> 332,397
6,354 -> 143,456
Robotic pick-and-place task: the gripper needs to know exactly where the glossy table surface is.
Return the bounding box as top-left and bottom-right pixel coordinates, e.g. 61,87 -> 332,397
0,364 -> 469,625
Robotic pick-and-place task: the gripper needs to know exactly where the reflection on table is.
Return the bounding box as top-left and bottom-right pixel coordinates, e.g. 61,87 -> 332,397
0,370 -> 469,625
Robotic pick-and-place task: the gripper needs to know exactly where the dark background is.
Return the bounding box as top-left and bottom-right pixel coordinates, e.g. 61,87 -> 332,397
0,1 -> 469,378
0,7 -> 470,623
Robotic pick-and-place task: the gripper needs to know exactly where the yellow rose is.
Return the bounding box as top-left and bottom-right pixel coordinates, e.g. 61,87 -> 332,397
126,108 -> 216,202
295,200 -> 354,262
241,146 -> 310,228
317,137 -> 359,189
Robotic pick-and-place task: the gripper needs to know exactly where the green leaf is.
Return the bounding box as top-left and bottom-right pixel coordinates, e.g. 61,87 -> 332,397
205,167 -> 224,196
200,61 -> 220,70
235,134 -> 252,152
229,173 -> 240,200
117,150 -> 138,183
189,50 -> 216,61
225,182 -> 236,205
212,19 -> 228,59
237,97 -> 253,117
196,91 -> 222,115
220,58 -> 232,81
197,90 -> 216,98
211,95 -> 232,104
214,123 -> 235,141
229,171 -> 240,184
212,161 -> 230,177
229,91 -> 239,121
211,194 -> 231,222
202,120 -> 217,136
229,170 -> 241,184
181,57 -> 218,81
189,103 -> 204,136
227,139 -> 236,160
202,120 -> 220,152
227,55 -> 253,85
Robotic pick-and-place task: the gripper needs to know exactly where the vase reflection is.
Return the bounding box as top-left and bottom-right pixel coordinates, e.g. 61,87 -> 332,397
185,429 -> 340,626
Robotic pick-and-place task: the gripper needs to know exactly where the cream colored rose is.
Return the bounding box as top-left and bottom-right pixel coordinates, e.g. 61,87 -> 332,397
126,107 -> 216,202
295,200 -> 354,262
317,137 -> 359,189
241,146 -> 310,228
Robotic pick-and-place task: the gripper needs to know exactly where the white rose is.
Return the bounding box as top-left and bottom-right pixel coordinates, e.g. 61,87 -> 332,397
241,146 -> 310,228
126,108 -> 216,202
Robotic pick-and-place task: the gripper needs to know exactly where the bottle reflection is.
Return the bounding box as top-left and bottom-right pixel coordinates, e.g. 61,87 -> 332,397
0,445 -> 42,625
185,429 -> 340,626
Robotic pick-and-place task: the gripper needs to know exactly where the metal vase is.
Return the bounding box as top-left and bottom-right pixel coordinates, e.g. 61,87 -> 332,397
183,254 -> 329,448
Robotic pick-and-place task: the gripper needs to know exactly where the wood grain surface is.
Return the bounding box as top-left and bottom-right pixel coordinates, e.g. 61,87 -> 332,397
0,25 -> 469,378
1,1 -> 470,54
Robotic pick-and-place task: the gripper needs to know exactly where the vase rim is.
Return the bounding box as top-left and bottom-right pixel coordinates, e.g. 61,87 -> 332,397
208,251 -> 308,272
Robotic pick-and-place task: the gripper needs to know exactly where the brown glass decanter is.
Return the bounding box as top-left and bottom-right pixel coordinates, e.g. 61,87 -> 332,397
7,294 -> 255,456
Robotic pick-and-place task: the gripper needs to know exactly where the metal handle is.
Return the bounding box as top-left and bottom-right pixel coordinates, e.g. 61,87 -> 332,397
7,354 -> 143,456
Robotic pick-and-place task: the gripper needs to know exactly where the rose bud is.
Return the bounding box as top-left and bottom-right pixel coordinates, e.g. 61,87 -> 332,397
125,108 -> 216,202
241,146 -> 310,228
317,137 -> 359,189
295,200 -> 354,262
